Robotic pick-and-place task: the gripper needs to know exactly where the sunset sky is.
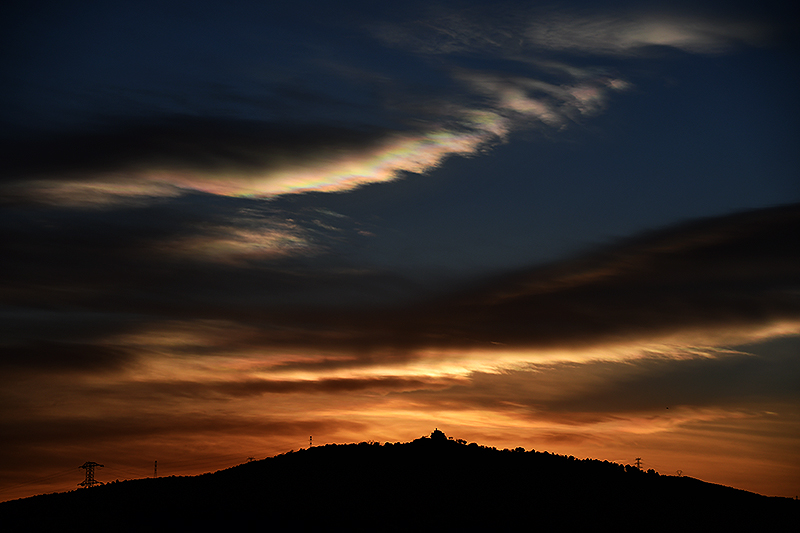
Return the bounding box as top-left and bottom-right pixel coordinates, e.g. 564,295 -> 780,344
1,0 -> 798,502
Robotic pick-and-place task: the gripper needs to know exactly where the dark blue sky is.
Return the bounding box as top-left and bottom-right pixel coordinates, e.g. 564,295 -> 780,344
2,0 -> 797,284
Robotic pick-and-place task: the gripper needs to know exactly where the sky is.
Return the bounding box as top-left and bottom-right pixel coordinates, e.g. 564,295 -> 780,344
1,0 -> 798,501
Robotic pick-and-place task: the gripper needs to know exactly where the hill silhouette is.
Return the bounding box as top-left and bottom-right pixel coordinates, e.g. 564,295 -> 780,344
2,430 -> 795,531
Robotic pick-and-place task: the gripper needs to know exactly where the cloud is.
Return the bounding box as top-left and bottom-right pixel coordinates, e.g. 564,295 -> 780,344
3,202 -> 798,375
2,6 -> 645,209
0,342 -> 132,373
525,10 -> 771,55
101,376 -> 462,400
152,221 -> 321,266
425,203 -> 800,348
371,4 -> 526,56
210,203 -> 800,361
0,4 -> 778,210
0,116 -> 505,207
384,336 -> 800,459
375,4 -> 772,57
488,338 -> 798,420
542,343 -> 800,417
454,69 -> 627,128
0,70 -> 628,208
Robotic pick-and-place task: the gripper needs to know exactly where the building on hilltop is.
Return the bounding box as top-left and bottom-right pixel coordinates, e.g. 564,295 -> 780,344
430,428 -> 446,442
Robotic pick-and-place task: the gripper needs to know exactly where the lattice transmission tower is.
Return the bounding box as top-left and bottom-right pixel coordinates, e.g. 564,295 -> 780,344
78,461 -> 104,488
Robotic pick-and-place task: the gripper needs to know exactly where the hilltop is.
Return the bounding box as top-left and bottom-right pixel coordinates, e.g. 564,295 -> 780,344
2,430 -> 795,531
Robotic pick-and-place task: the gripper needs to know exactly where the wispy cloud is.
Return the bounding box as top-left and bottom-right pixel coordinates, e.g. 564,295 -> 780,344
0,5 -> 647,208
376,4 -> 772,56
525,10 -> 771,55
454,69 -> 627,128
4,6 -> 766,208
0,121 -> 501,207
4,203 -> 797,376
0,72 -> 629,207
0,3 -> 778,210
217,203 -> 800,360
154,221 -> 320,265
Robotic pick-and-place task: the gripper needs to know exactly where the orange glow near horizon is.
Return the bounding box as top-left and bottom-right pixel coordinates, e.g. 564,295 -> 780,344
2,392 -> 796,502
3,327 -> 798,502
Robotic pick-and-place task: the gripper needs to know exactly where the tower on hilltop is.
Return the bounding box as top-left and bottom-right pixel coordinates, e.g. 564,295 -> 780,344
78,461 -> 104,488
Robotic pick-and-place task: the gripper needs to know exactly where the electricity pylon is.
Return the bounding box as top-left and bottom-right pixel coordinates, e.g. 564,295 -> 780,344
78,461 -> 104,488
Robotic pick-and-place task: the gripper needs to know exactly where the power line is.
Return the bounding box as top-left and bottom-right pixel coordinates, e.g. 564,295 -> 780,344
0,467 -> 76,497
103,465 -> 149,479
5,451 -> 264,501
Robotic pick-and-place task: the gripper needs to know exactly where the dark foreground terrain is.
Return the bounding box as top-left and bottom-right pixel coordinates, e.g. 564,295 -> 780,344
2,431 -> 796,531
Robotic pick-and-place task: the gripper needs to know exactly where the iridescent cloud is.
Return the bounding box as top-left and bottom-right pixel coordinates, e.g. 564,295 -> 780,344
2,125 -> 500,207
2,8 -> 641,208
0,4 -> 776,210
4,71 -> 628,207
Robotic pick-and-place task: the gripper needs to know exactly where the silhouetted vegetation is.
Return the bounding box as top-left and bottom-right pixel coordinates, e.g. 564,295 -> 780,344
1,431 -> 795,531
